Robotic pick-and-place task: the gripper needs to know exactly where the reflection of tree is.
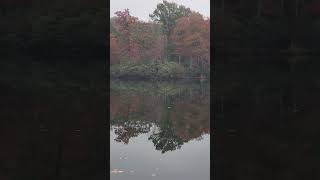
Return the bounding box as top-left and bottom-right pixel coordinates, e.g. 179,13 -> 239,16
111,91 -> 154,144
110,81 -> 210,150
149,129 -> 183,153
148,127 -> 183,153
112,119 -> 152,144
148,101 -> 184,153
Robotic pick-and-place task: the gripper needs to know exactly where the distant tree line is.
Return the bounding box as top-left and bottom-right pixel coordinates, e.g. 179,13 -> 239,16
110,1 -> 210,80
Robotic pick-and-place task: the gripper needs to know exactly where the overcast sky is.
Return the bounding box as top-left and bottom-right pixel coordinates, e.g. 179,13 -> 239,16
110,0 -> 210,21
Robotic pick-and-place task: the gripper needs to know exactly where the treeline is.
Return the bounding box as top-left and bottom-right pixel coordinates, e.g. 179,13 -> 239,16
110,1 -> 210,80
213,0 -> 320,52
0,0 -> 106,59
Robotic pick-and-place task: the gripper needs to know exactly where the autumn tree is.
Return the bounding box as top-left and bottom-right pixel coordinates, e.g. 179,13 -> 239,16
110,33 -> 120,65
111,10 -> 165,63
113,9 -> 140,62
129,20 -> 164,62
110,4 -> 211,79
171,12 -> 210,75
149,0 -> 191,61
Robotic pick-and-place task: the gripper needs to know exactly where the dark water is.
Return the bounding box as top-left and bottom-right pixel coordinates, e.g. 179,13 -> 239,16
110,80 -> 210,180
214,55 -> 320,180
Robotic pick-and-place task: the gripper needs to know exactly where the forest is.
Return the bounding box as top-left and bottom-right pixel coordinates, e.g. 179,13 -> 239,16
110,1 -> 210,80
213,0 -> 320,54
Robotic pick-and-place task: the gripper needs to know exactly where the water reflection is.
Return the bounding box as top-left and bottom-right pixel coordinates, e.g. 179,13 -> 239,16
214,55 -> 320,180
110,80 -> 210,180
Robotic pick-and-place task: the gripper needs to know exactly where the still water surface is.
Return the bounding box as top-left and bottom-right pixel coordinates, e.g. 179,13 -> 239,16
110,80 -> 210,180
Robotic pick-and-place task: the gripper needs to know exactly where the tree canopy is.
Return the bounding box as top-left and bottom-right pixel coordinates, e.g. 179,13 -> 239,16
110,2 -> 210,80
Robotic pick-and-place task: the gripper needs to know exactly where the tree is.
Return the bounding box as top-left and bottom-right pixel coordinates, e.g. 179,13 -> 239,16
129,21 -> 164,62
110,33 -> 120,65
112,9 -> 165,63
149,0 -> 191,61
171,13 -> 210,75
114,9 -> 140,62
148,101 -> 183,153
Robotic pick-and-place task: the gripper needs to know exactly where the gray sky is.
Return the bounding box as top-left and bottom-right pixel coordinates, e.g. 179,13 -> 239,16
110,0 -> 210,21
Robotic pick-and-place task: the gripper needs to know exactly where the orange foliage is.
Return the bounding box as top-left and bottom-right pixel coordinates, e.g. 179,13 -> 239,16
171,12 -> 210,67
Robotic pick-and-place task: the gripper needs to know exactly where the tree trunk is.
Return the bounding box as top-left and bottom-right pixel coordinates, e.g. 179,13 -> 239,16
166,29 -> 173,62
201,58 -> 204,74
163,35 -> 168,62
166,34 -> 169,61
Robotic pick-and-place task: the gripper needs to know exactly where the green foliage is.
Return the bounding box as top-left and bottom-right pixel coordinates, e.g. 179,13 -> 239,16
157,61 -> 185,79
111,80 -> 209,98
149,0 -> 191,35
110,7 -> 209,80
149,0 -> 192,60
110,61 -> 186,80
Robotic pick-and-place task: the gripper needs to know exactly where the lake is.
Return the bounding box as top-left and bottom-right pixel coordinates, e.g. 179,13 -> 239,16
110,80 -> 210,180
3,55 -> 320,179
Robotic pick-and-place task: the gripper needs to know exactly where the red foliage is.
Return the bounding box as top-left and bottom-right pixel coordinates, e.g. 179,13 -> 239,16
111,9 -> 165,63
110,34 -> 120,65
171,13 -> 210,67
113,9 -> 140,61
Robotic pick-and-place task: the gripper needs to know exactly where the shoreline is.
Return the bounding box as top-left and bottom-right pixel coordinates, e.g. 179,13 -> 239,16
110,77 -> 209,83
